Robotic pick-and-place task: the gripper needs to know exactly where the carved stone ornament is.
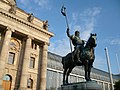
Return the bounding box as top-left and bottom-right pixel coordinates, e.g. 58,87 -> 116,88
9,38 -> 21,52
43,20 -> 49,30
3,0 -> 17,14
27,13 -> 34,22
9,5 -> 16,14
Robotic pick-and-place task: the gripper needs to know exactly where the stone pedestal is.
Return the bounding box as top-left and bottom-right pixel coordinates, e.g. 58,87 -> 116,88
59,81 -> 103,90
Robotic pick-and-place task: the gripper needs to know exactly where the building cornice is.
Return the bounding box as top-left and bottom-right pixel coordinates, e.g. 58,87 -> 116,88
0,8 -> 54,38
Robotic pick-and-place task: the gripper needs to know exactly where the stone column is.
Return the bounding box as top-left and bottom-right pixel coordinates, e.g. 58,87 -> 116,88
0,27 -> 13,89
39,43 -> 48,90
19,36 -> 32,90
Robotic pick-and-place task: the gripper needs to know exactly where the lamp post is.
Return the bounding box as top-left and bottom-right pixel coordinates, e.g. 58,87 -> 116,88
116,54 -> 120,74
104,47 -> 114,90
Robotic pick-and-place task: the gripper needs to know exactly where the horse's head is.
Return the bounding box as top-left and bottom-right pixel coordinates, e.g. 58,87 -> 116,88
86,33 -> 97,48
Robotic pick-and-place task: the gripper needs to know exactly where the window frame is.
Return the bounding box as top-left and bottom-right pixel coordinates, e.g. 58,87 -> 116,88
27,78 -> 33,89
8,52 -> 15,64
29,57 -> 35,69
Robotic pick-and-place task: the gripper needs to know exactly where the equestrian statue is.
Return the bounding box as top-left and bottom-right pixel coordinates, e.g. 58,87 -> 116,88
62,28 -> 97,85
61,5 -> 97,85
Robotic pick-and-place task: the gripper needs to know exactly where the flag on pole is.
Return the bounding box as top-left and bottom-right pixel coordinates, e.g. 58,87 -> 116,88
61,5 -> 66,16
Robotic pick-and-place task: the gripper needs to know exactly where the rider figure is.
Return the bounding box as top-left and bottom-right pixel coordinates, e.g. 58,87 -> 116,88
66,28 -> 84,63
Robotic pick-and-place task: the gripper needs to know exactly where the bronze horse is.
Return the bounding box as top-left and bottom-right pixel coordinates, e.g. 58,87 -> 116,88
62,33 -> 97,85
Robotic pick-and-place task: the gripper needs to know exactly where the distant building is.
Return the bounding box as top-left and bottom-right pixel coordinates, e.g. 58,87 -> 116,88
47,52 -> 120,90
0,0 -> 53,90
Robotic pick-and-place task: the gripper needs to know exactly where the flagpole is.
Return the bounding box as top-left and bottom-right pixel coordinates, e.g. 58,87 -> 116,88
61,5 -> 73,53
61,5 -> 69,29
65,13 -> 69,29
104,47 -> 114,90
65,13 -> 73,53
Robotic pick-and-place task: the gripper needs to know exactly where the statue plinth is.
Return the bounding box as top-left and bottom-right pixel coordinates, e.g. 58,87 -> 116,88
59,81 -> 103,90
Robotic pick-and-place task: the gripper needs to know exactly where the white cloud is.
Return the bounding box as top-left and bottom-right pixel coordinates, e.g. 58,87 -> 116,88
94,55 -> 107,70
34,0 -> 50,10
72,7 -> 101,40
48,39 -> 71,56
72,13 -> 79,24
19,0 -> 29,6
100,37 -> 120,45
110,38 -> 120,45
19,0 -> 50,10
82,7 -> 101,17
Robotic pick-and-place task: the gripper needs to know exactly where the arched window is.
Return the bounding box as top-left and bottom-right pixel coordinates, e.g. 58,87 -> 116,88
3,74 -> 12,81
2,74 -> 12,90
9,38 -> 20,52
27,78 -> 33,89
8,38 -> 21,65
10,42 -> 16,47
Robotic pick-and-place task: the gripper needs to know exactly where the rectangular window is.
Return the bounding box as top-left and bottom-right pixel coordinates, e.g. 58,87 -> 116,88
27,78 -> 33,88
29,57 -> 35,69
8,52 -> 15,64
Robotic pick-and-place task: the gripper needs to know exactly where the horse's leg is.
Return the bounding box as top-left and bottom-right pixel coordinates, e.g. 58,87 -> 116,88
63,67 -> 67,85
84,60 -> 89,81
88,68 -> 91,81
66,67 -> 73,84
84,66 -> 88,81
88,62 -> 92,81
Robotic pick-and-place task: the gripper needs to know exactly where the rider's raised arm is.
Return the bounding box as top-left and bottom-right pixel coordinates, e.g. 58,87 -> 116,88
66,28 -> 70,37
66,28 -> 75,40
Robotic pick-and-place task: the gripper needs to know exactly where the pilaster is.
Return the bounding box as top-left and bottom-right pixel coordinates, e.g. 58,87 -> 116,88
0,27 -> 13,89
39,43 -> 48,90
19,36 -> 32,90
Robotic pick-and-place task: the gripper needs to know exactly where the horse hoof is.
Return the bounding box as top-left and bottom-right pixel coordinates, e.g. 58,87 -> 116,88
85,78 -> 90,81
89,79 -> 92,81
86,79 -> 92,82
63,82 -> 69,85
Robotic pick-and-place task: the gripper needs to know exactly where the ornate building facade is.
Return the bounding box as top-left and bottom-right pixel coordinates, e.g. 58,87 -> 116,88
0,0 -> 54,90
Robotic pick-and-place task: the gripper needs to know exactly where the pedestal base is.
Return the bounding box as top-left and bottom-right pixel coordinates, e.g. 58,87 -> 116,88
59,81 -> 103,90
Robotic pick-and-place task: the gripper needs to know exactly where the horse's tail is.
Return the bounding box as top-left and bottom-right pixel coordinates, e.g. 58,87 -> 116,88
62,57 -> 65,69
62,57 -> 64,64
